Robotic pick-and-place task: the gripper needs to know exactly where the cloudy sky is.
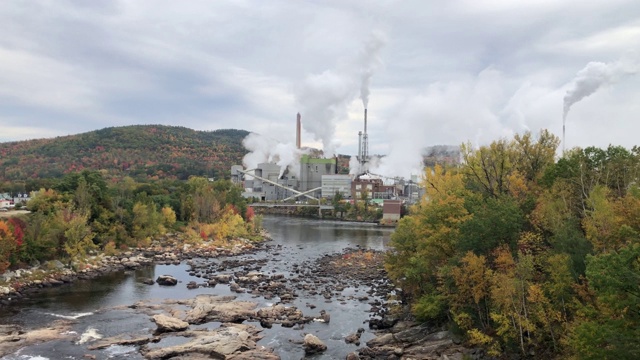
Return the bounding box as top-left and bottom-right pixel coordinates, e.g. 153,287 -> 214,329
1,1 -> 639,175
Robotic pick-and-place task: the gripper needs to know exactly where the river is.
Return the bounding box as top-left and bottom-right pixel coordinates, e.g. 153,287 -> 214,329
0,215 -> 394,359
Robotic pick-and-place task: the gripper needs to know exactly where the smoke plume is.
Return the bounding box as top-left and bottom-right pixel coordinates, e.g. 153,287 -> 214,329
242,133 -> 304,178
295,31 -> 386,157
359,31 -> 386,108
563,58 -> 639,123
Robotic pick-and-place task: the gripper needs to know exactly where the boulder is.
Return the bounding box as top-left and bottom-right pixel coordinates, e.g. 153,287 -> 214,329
183,295 -> 257,324
151,314 -> 189,333
320,310 -> 330,323
216,274 -> 232,283
255,305 -> 304,325
345,328 -> 365,345
303,333 -> 327,354
87,335 -> 152,350
122,260 -> 140,269
142,324 -> 257,359
156,275 -> 178,286
227,349 -> 280,360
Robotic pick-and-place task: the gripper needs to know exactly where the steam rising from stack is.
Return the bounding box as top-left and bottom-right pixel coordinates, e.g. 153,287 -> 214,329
242,31 -> 386,177
562,57 -> 638,152
294,31 -> 386,157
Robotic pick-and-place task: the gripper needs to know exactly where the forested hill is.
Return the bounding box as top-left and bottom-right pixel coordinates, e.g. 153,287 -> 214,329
0,125 -> 250,181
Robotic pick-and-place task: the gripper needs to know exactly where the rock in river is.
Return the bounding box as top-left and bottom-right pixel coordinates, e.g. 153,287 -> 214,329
141,324 -> 260,359
303,333 -> 327,354
151,314 -> 189,333
156,275 -> 178,286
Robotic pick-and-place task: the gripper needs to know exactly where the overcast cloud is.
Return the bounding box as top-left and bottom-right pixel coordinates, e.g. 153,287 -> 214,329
1,1 -> 639,177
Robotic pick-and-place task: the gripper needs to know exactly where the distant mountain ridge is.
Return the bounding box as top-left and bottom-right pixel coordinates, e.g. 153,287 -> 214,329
0,125 -> 250,181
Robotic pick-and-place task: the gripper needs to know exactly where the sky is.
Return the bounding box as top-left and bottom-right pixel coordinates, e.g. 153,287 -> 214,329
1,1 -> 639,177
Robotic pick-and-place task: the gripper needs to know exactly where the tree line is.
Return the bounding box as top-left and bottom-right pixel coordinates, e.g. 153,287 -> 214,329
386,130 -> 639,359
0,170 -> 260,273
0,125 -> 249,182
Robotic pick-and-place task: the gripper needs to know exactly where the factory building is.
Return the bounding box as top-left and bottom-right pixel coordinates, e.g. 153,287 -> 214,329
233,157 -> 339,202
351,177 -> 396,200
382,199 -> 403,222
230,110 -> 422,205
321,174 -> 352,199
299,154 -> 338,198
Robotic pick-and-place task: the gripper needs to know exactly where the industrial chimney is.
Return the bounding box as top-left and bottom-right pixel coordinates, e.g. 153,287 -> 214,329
362,108 -> 369,163
296,112 -> 301,149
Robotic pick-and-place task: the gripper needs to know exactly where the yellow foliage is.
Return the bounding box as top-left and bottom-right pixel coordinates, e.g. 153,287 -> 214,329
103,241 -> 118,256
506,170 -> 529,202
527,283 -> 547,303
452,251 -> 491,305
583,185 -> 621,253
492,246 -> 515,273
454,312 -> 473,330
467,328 -> 502,356
181,228 -> 202,245
530,181 -> 576,232
161,206 -> 177,228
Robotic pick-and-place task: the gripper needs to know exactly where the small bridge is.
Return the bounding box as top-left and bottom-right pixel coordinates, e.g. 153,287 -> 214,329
250,203 -> 333,210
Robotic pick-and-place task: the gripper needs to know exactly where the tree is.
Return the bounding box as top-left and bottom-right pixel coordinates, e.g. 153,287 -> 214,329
386,164 -> 471,311
132,201 -> 163,244
63,209 -> 96,262
332,191 -> 346,219
459,195 -> 524,255
512,130 -> 560,185
0,220 -> 17,272
451,252 -> 492,329
161,206 -> 177,229
461,139 -> 516,198
568,241 -> 640,359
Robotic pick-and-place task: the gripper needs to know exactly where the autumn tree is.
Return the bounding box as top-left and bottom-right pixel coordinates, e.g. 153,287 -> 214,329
63,209 -> 97,262
0,220 -> 16,272
382,133 -> 640,359
386,164 -> 471,319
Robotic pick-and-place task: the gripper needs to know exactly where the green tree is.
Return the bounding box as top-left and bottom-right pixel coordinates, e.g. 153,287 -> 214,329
131,201 -> 163,244
568,242 -> 640,359
63,209 -> 97,262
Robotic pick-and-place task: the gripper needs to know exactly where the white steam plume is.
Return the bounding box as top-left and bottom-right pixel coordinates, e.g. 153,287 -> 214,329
563,58 -> 639,122
296,31 -> 386,157
562,57 -> 638,151
242,133 -> 304,178
295,70 -> 354,157
359,31 -> 387,108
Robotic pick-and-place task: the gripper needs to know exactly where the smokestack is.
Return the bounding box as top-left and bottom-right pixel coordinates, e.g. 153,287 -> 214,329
358,131 -> 362,161
296,113 -> 301,149
362,108 -> 369,164
364,108 -> 368,134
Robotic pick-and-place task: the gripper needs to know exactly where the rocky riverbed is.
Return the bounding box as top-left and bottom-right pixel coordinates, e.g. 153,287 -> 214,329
0,223 -> 483,359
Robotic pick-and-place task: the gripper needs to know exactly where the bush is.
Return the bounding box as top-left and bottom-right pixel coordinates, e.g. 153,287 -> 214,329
412,293 -> 447,322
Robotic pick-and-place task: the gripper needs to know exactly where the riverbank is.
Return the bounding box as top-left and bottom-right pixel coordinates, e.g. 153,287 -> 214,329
0,232 -> 269,306
0,217 -> 480,359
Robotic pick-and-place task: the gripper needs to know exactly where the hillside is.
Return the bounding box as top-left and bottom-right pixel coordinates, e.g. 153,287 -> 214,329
0,125 -> 249,181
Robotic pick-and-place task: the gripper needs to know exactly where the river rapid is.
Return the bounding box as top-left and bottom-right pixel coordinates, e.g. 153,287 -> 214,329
0,215 -> 394,360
